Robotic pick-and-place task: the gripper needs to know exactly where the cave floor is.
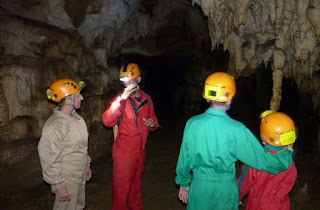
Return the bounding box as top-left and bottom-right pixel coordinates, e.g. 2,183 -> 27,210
2,115 -> 320,210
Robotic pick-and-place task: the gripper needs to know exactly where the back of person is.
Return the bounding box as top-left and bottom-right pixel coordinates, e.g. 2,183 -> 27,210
184,109 -> 247,209
188,108 -> 243,177
175,73 -> 294,210
239,149 -> 297,210
238,111 -> 297,210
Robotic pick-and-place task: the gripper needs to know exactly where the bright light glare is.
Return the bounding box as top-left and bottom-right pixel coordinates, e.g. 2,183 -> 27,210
120,77 -> 129,82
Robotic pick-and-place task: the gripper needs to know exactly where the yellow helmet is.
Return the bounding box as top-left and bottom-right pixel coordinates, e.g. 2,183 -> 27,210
202,72 -> 236,102
119,63 -> 141,82
46,78 -> 85,102
260,111 -> 296,146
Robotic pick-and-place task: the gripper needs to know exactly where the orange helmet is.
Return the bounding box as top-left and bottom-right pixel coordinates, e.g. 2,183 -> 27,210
260,111 -> 296,146
202,72 -> 236,102
46,78 -> 85,102
119,63 -> 140,82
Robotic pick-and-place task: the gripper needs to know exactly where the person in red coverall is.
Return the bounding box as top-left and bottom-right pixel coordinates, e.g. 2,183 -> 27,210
102,63 -> 159,210
238,111 -> 297,210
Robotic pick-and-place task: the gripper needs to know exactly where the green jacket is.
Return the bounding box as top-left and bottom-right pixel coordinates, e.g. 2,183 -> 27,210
175,108 -> 293,209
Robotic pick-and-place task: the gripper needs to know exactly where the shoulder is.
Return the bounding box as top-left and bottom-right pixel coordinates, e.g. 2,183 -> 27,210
219,114 -> 243,126
185,113 -> 208,128
42,113 -> 67,135
217,114 -> 247,132
191,112 -> 244,127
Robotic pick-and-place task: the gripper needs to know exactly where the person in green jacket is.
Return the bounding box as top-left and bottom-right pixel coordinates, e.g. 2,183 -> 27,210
175,72 -> 293,210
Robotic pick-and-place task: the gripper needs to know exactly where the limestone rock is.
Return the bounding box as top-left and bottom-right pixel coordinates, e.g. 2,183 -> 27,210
193,0 -> 320,110
0,0 -> 74,30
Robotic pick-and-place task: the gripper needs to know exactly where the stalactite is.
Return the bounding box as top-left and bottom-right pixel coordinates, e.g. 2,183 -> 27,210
270,68 -> 283,111
307,0 -> 320,40
271,49 -> 285,110
65,0 -> 89,29
192,0 -> 320,112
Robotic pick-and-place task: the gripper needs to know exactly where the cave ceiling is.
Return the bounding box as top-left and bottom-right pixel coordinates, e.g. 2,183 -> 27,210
1,0 -> 320,110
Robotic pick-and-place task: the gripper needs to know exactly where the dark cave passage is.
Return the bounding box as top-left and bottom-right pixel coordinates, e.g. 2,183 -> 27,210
119,51 -> 319,157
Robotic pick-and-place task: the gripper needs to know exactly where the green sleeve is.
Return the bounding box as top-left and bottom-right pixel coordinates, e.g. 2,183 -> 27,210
235,124 -> 293,175
175,121 -> 192,187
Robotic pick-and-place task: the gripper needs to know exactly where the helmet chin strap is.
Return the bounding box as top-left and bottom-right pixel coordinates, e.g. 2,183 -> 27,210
59,94 -> 76,109
225,104 -> 230,111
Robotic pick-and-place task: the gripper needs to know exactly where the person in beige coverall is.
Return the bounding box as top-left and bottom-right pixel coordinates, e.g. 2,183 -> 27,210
38,78 -> 92,210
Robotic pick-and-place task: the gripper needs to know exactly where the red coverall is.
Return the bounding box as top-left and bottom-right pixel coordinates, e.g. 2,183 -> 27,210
238,147 -> 297,210
102,89 -> 159,210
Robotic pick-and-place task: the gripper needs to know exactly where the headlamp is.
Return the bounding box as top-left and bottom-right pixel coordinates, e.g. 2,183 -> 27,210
46,89 -> 51,99
79,81 -> 86,89
280,130 -> 296,145
260,110 -> 274,119
205,84 -> 222,100
120,76 -> 129,82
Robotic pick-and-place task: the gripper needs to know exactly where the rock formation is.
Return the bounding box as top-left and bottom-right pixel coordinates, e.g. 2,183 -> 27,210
0,0 -> 319,200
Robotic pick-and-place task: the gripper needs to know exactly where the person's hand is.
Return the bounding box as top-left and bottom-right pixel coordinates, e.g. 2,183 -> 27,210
86,166 -> 92,181
57,186 -> 70,202
143,118 -> 155,128
121,83 -> 138,100
239,200 -> 242,205
178,187 -> 189,204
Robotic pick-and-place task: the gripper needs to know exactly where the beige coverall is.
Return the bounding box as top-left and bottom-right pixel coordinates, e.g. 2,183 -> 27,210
38,108 -> 91,210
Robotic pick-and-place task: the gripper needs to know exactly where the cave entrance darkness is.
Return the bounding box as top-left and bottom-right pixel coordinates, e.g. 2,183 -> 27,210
122,53 -> 192,119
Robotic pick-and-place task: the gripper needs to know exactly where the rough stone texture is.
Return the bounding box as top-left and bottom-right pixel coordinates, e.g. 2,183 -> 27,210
1,0 -> 320,199
0,83 -> 9,127
192,0 -> 320,111
0,8 -> 114,194
0,0 -> 74,30
78,0 -> 141,45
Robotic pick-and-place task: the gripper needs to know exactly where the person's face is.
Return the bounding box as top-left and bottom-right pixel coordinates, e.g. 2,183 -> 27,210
123,79 -> 137,88
74,92 -> 84,109
123,76 -> 141,88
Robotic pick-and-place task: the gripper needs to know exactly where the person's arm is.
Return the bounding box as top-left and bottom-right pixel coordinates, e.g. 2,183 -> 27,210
145,96 -> 159,131
86,155 -> 92,181
175,121 -> 192,187
235,125 -> 293,174
238,164 -> 256,201
102,94 -> 126,127
38,124 -> 66,190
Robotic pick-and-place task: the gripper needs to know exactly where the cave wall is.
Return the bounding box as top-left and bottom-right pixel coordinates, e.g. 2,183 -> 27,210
0,10 -> 116,195
0,0 -> 213,196
1,0 -> 319,198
